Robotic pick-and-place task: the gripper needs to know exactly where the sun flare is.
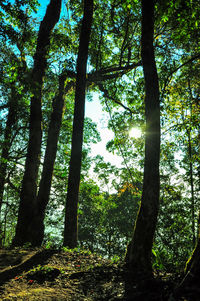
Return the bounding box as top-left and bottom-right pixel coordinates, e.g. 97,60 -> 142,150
129,128 -> 142,139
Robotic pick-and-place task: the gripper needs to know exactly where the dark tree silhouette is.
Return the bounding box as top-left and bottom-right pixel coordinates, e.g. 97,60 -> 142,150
125,0 -> 160,277
32,78 -> 74,246
13,0 -> 62,246
63,0 -> 94,248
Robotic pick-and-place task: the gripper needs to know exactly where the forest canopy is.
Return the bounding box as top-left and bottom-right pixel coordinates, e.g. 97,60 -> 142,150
0,0 -> 200,282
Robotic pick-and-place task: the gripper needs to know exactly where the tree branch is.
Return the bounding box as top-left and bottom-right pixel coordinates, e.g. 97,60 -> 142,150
98,83 -> 134,114
162,53 -> 200,96
62,61 -> 142,83
0,104 -> 8,111
6,175 -> 20,193
92,61 -> 142,75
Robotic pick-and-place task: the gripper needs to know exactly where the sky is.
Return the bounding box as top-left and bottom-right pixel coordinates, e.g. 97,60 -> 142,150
36,0 -> 123,166
85,94 -> 123,166
36,0 -> 68,20
33,0 -> 128,174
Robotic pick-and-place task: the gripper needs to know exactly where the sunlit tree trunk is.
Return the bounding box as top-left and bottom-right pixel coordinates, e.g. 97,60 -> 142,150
13,0 -> 62,246
125,0 -> 160,277
187,83 -> 196,246
187,128 -> 196,246
63,0 -> 94,248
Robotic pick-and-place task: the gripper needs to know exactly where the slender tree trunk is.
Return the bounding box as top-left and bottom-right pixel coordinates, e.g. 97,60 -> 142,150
125,0 -> 160,277
29,78 -> 74,246
0,90 -> 18,214
63,0 -> 94,248
174,130 -> 200,296
0,90 -> 18,245
174,224 -> 200,298
187,128 -> 196,247
13,0 -> 61,246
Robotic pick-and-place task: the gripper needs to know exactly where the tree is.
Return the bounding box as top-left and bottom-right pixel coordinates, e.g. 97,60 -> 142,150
1,2 -> 200,289
63,0 -> 94,248
26,76 -> 74,246
174,219 -> 200,298
0,0 -> 36,244
160,60 -> 200,265
78,179 -> 140,258
125,0 -> 160,277
0,86 -> 21,245
13,0 -> 62,246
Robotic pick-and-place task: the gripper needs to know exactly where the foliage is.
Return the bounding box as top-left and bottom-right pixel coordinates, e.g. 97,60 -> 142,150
0,0 -> 200,277
78,180 -> 140,258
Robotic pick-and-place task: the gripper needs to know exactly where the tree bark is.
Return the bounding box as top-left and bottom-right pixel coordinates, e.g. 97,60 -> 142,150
13,0 -> 61,246
63,0 -> 94,248
174,227 -> 200,297
125,0 -> 160,277
0,89 -> 18,214
187,128 -> 196,247
0,88 -> 18,245
29,78 -> 74,246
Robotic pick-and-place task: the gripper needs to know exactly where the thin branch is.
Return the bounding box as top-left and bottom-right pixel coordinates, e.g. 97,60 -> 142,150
119,15 -> 130,66
0,104 -> 8,110
162,53 -> 200,96
172,53 -> 200,74
10,126 -> 28,146
104,98 -> 136,186
6,176 -> 20,193
98,83 -> 134,114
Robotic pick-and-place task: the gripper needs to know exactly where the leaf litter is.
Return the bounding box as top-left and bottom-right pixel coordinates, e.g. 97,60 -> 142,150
0,247 -> 197,300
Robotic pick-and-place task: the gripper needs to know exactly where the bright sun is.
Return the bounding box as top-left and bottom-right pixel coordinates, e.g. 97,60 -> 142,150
129,128 -> 142,139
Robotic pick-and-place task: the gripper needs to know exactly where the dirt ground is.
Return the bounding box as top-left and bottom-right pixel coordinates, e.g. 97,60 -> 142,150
0,248 -> 198,300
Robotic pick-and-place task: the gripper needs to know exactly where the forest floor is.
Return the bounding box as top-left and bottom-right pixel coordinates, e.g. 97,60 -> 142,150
0,248 -> 198,301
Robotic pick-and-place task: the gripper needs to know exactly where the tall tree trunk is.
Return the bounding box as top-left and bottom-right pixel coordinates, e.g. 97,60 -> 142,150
0,90 -> 18,214
175,117 -> 200,297
0,89 -> 18,245
174,222 -> 200,297
63,0 -> 94,248
125,0 -> 160,277
187,128 -> 196,247
13,0 -> 61,246
29,78 -> 74,246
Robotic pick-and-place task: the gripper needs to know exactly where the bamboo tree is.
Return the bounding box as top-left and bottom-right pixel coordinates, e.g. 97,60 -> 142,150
63,0 -> 94,248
